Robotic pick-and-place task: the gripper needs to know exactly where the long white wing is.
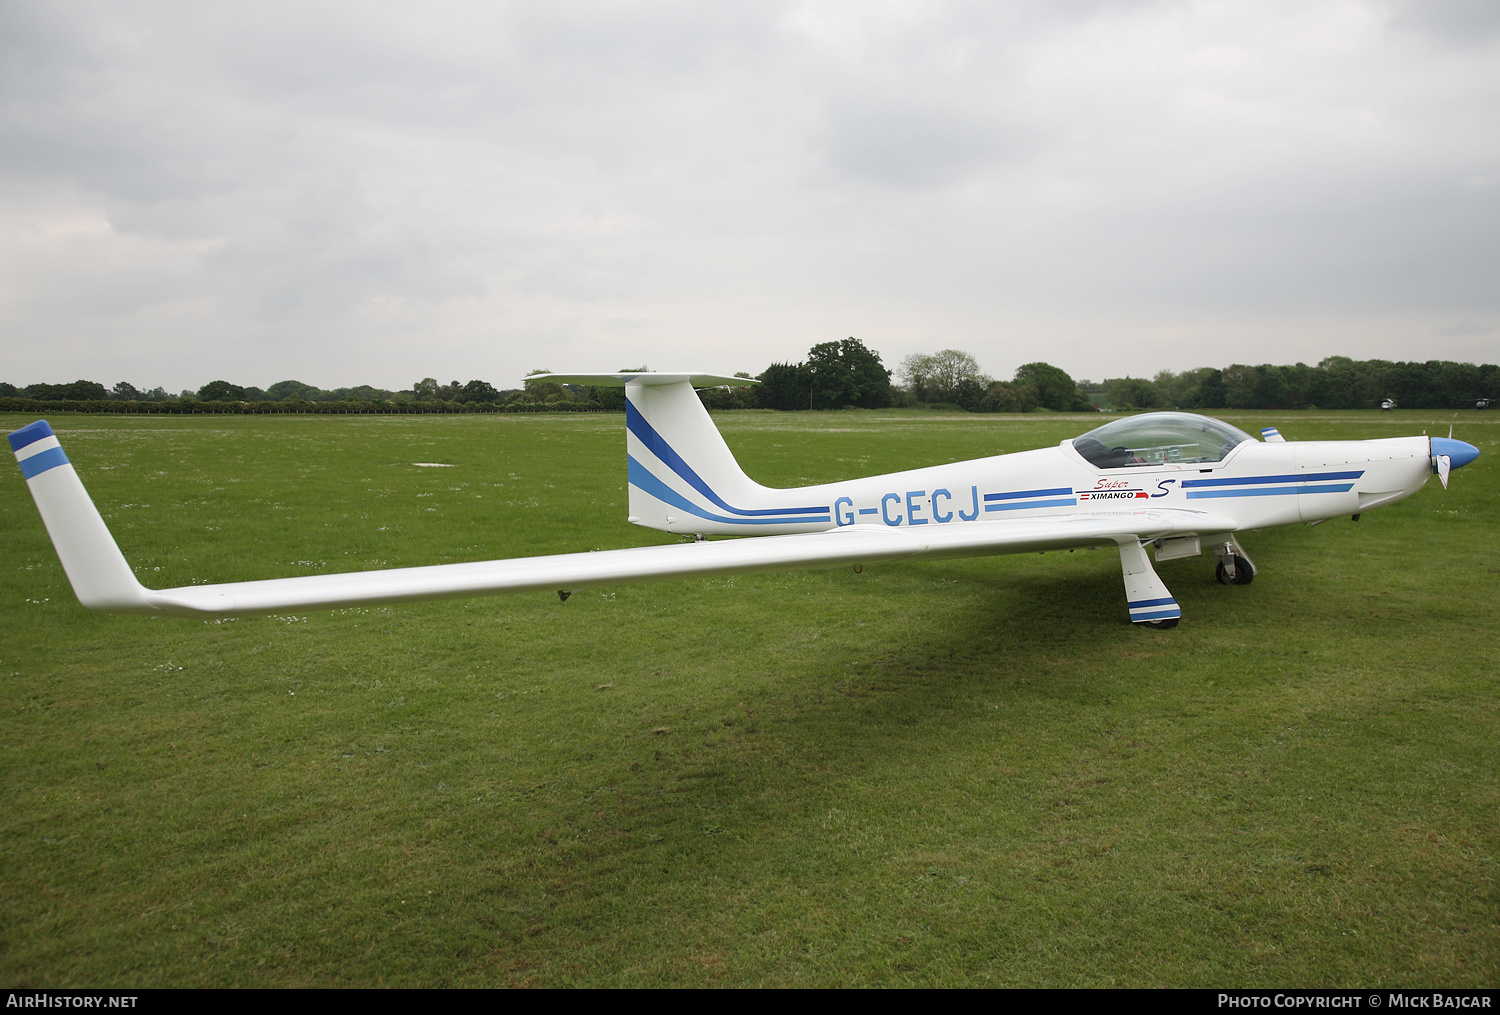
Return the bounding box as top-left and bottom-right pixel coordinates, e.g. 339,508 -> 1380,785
8,436 -> 1234,619
144,509 -> 1234,616
11,419 -> 1238,618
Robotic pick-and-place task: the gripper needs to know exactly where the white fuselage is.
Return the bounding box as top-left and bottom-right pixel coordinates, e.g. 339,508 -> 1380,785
630,434 -> 1436,538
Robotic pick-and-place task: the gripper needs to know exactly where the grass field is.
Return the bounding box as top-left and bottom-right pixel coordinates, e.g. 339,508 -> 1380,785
1,408 -> 1496,987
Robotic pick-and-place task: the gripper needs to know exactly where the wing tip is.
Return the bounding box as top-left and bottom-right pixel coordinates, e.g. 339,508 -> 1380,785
8,419 -> 55,452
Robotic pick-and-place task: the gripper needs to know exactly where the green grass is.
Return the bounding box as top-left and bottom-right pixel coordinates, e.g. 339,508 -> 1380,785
1,409 -> 1496,987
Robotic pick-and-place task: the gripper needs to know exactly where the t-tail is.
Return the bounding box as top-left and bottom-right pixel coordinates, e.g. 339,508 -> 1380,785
537,373 -> 834,535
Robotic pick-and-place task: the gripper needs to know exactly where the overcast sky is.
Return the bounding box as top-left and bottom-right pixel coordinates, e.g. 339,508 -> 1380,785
2,0 -> 1497,391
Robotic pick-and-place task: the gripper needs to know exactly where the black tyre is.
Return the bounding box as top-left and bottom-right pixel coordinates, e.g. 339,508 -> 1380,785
1143,618 -> 1179,630
1216,555 -> 1254,585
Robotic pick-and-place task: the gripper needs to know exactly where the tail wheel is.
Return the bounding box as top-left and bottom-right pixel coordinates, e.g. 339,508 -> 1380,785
1215,555 -> 1254,586
1143,618 -> 1180,630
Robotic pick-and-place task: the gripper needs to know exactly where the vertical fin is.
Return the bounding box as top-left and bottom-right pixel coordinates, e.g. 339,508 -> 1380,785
9,421 -> 154,613
625,378 -> 761,530
530,373 -> 777,534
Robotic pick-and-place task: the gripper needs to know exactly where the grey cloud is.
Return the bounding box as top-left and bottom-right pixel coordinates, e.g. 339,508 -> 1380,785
1434,319 -> 1494,337
1,1 -> 1497,390
819,96 -> 1032,188
1388,0 -> 1500,46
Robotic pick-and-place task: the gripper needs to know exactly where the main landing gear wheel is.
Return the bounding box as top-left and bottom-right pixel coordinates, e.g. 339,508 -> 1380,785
1143,618 -> 1180,630
1216,555 -> 1254,585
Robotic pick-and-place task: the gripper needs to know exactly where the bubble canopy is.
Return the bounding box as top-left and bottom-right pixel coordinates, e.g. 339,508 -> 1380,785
1070,412 -> 1256,469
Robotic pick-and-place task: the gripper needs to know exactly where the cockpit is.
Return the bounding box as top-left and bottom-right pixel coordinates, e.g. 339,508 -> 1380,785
1070,412 -> 1255,469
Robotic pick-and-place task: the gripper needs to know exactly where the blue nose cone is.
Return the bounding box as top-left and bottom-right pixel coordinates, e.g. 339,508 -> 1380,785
1432,437 -> 1480,469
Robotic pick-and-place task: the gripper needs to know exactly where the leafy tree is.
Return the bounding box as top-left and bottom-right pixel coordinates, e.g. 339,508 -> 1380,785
755,362 -> 805,410
198,380 -> 246,401
1106,376 -> 1164,410
459,379 -> 500,404
699,372 -> 758,410
111,381 -> 140,401
1013,362 -> 1087,412
1153,367 -> 1219,408
982,380 -> 1038,412
1197,369 -> 1226,408
327,385 -> 389,402
950,376 -> 987,411
805,337 -> 892,409
0,382 -> 17,396
412,378 -> 439,400
900,349 -> 987,403
522,370 -> 568,403
27,380 -> 109,401
267,380 -> 320,401
1221,364 -> 1257,409
898,352 -> 936,401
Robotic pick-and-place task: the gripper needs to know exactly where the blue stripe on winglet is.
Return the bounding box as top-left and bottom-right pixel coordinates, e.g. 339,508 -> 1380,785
8,420 -> 55,452
18,446 -> 69,479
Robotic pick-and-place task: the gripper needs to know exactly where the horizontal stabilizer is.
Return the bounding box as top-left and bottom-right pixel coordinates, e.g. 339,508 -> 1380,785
533,372 -> 757,388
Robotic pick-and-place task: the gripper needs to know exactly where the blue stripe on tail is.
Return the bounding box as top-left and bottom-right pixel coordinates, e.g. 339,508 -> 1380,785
625,401 -> 828,517
628,456 -> 830,526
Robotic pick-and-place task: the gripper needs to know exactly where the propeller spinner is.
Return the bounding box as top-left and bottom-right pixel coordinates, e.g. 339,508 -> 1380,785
1431,436 -> 1479,489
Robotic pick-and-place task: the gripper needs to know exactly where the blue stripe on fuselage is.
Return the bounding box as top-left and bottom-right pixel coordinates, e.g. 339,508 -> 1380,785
1182,471 -> 1362,488
984,497 -> 1076,512
1187,484 -> 1354,499
984,487 -> 1073,501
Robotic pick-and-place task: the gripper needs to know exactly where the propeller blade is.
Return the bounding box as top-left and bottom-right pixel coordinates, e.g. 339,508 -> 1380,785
1437,454 -> 1451,490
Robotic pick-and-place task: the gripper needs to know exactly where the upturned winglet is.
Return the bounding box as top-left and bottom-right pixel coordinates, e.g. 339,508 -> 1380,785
8,421 -> 154,613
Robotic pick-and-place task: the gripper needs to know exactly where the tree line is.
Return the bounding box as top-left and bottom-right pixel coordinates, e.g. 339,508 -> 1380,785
4,347 -> 1495,415
1089,358 -> 1498,411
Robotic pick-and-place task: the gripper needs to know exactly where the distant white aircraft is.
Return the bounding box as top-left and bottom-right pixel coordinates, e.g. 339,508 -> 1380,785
7,372 -> 1480,629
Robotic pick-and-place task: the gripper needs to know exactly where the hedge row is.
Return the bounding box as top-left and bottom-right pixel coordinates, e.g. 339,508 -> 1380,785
0,398 -> 618,416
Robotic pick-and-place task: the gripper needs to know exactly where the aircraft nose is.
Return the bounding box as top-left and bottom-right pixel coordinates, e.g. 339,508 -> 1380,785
1432,437 -> 1480,470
